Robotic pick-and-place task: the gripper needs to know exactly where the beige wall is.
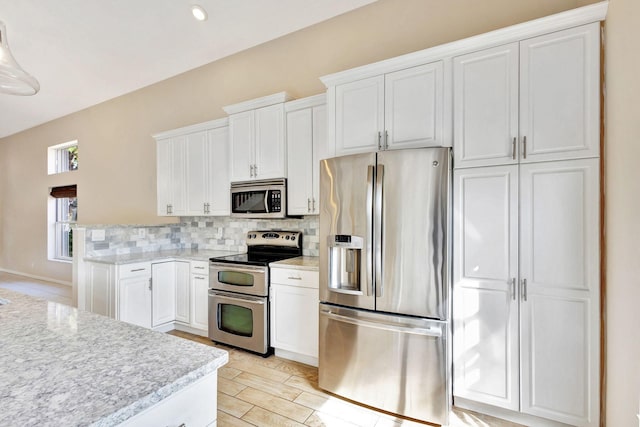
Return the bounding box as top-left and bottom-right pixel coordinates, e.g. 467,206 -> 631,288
4,0 -> 638,424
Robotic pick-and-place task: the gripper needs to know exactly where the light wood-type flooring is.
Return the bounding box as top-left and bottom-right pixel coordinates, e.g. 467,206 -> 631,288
1,272 -> 522,427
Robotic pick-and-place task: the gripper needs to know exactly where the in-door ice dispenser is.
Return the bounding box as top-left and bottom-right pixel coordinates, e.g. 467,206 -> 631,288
328,235 -> 363,294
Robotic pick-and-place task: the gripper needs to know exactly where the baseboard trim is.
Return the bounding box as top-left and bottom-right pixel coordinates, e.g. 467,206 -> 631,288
0,268 -> 72,287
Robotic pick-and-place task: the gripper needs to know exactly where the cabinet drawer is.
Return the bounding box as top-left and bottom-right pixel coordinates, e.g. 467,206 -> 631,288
271,268 -> 318,289
191,261 -> 209,275
118,262 -> 152,279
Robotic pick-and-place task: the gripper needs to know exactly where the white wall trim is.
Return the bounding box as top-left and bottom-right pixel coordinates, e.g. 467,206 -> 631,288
222,91 -> 293,115
320,1 -> 609,87
0,268 -> 72,287
284,93 -> 326,112
152,117 -> 229,140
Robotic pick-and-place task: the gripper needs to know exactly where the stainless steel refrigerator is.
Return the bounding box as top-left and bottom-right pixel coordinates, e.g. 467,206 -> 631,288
318,147 -> 450,425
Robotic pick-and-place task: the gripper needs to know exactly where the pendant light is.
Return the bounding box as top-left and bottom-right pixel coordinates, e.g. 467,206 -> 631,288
0,21 -> 39,96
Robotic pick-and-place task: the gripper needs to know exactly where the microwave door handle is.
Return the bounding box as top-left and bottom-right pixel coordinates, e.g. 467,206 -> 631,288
264,190 -> 270,213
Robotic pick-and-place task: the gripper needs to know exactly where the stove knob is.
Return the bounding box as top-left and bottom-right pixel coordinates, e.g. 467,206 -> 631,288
291,236 -> 296,241
285,235 -> 290,240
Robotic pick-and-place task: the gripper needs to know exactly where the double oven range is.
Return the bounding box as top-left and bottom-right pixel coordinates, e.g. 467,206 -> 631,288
208,230 -> 302,355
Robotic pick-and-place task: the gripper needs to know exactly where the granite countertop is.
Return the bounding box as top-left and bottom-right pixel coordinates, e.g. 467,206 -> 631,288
0,289 -> 227,427
270,256 -> 319,271
84,248 -> 237,265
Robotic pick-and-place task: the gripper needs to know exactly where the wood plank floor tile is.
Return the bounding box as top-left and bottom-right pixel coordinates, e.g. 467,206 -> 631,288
294,391 -> 379,427
242,406 -> 308,427
227,359 -> 292,383
284,375 -> 327,397
236,387 -> 314,423
234,371 -> 304,401
216,410 -> 255,427
219,365 -> 243,380
305,411 -> 362,427
217,392 -> 254,418
218,376 -> 248,396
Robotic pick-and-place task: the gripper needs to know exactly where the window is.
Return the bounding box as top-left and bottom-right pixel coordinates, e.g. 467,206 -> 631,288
49,185 -> 77,262
48,140 -> 78,174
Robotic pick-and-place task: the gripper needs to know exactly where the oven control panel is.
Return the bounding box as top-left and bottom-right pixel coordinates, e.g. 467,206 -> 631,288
246,230 -> 302,248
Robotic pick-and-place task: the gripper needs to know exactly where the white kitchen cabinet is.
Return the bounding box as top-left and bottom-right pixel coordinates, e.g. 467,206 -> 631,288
173,261 -> 191,324
285,94 -> 326,215
453,23 -> 600,169
190,271 -> 209,331
85,261 -> 116,318
270,267 -> 319,366
332,61 -> 446,156
225,92 -> 292,182
453,159 -> 600,426
118,262 -> 152,329
151,262 -> 177,327
154,118 -> 230,216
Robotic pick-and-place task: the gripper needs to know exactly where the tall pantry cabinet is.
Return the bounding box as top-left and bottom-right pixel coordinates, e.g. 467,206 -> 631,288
452,22 -> 601,427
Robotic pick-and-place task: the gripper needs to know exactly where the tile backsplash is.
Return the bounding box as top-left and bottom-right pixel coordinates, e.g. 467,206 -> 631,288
81,216 -> 319,258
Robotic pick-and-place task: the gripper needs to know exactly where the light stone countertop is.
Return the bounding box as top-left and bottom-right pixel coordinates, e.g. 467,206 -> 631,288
0,288 -> 227,427
270,256 -> 319,271
84,249 -> 237,265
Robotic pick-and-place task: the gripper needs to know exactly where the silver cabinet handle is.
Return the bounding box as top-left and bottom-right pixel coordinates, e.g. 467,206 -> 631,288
287,276 -> 302,280
130,268 -> 146,273
254,164 -> 258,177
194,266 -> 205,270
148,278 -> 152,291
307,198 -> 311,213
384,130 -> 389,150
521,278 -> 527,301
523,136 -> 527,159
377,131 -> 382,150
194,276 -> 206,280
166,204 -> 173,215
511,277 -> 516,300
250,164 -> 254,177
512,137 -> 516,160
312,198 -> 316,212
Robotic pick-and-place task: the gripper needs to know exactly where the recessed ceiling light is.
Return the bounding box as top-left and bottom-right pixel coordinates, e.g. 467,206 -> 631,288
191,5 -> 208,21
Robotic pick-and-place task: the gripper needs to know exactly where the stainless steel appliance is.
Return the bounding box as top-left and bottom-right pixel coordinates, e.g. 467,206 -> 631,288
319,147 -> 451,425
209,230 -> 302,355
230,178 -> 287,219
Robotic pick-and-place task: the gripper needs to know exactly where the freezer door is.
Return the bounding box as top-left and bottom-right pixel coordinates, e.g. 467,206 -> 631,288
319,304 -> 449,425
319,152 -> 376,311
376,148 -> 450,319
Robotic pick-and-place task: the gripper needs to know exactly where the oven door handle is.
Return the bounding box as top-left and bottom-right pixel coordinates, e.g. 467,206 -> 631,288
210,264 -> 267,274
209,290 -> 266,304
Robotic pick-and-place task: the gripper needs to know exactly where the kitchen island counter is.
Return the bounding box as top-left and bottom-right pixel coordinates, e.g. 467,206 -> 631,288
0,288 -> 227,426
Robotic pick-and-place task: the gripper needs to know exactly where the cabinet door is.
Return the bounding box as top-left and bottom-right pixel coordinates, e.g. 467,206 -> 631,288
286,107 -> 313,215
156,139 -> 172,216
255,103 -> 286,179
385,61 -> 444,150
86,262 -> 115,318
519,23 -> 600,163
270,284 -> 319,358
229,111 -> 254,182
453,43 -> 519,168
519,159 -> 599,426
452,166 -> 519,411
311,104 -> 326,213
119,276 -> 152,328
174,262 -> 190,324
206,126 -> 230,216
185,131 -> 208,215
335,75 -> 384,155
151,262 -> 176,327
191,274 -> 209,331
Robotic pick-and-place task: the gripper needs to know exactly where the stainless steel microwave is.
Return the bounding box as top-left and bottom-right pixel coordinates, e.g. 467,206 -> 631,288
230,178 -> 287,219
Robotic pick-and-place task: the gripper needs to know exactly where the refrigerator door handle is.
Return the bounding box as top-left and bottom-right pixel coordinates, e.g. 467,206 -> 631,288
366,165 -> 374,297
320,309 -> 443,338
375,164 -> 384,297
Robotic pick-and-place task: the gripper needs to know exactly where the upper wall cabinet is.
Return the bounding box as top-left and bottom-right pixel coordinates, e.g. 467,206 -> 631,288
285,94 -> 326,215
154,118 -> 230,217
328,61 -> 449,156
453,23 -> 600,168
224,92 -> 293,182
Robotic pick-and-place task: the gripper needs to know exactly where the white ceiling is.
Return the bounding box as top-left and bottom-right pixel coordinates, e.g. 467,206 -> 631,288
0,0 -> 377,139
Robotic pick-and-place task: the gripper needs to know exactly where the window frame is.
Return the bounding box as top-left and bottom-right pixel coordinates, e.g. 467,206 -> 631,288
48,140 -> 78,175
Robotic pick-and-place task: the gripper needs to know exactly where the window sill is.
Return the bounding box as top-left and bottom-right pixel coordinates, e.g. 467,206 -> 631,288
48,257 -> 72,265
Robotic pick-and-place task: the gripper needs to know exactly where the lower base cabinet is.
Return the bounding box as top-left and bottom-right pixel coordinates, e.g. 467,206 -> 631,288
270,267 -> 319,366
